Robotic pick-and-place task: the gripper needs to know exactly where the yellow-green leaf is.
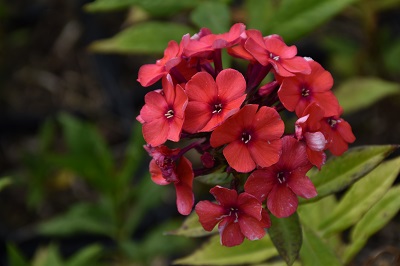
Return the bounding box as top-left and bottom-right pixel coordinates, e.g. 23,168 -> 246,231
167,211 -> 216,237
319,156 -> 400,235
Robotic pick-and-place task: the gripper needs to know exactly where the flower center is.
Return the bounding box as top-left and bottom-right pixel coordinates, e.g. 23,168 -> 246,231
212,103 -> 223,114
229,207 -> 239,223
328,118 -> 338,128
277,172 -> 286,184
241,132 -> 252,144
165,109 -> 174,119
270,53 -> 280,61
301,88 -> 310,97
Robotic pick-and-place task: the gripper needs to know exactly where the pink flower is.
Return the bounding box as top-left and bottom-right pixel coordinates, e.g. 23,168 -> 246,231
295,102 -> 327,169
145,145 -> 194,215
244,136 -> 317,218
320,112 -> 356,156
210,104 -> 284,173
278,59 -> 340,117
183,69 -> 247,133
137,75 -> 188,146
137,40 -> 183,87
195,186 -> 270,247
244,32 -> 311,77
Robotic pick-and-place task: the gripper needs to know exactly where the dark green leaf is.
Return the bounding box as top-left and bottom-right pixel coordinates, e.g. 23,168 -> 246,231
65,244 -> 103,266
167,211 -> 216,237
174,234 -> 278,265
343,184 -> 400,263
300,225 -> 342,266
0,177 -> 11,191
89,22 -> 194,55
319,157 -> 400,235
32,244 -> 64,266
269,213 -> 302,266
84,0 -> 138,12
245,0 -> 277,33
195,167 -> 232,186
263,0 -> 359,43
7,244 -> 29,266
190,1 -> 230,33
335,78 -> 400,114
301,145 -> 398,204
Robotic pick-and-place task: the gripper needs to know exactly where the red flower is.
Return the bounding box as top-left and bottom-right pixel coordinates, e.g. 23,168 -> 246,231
145,145 -> 194,215
137,40 -> 183,87
183,23 -> 246,57
278,59 -> 340,117
244,136 -> 317,218
244,32 -> 311,77
137,75 -> 188,147
183,69 -> 247,133
210,104 -> 284,173
320,112 -> 356,156
195,186 -> 270,247
295,103 -> 327,169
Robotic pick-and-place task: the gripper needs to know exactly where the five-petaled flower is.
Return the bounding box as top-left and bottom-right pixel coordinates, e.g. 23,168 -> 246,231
195,186 -> 270,247
245,136 -> 317,218
137,75 -> 187,147
210,104 -> 284,173
183,68 -> 247,133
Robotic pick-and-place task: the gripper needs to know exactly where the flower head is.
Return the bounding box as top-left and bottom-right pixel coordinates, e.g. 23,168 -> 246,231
137,75 -> 188,146
210,104 -> 284,173
244,136 -> 317,218
145,145 -> 194,215
183,69 -> 247,133
195,186 -> 270,247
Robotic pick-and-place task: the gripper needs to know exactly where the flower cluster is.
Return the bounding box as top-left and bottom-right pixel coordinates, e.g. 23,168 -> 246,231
137,23 -> 355,247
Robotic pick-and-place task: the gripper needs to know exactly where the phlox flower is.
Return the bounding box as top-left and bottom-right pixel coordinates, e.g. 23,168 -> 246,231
210,104 -> 284,173
137,40 -> 183,87
295,102 -> 327,169
195,186 -> 270,247
145,145 -> 194,215
278,59 -> 340,117
320,111 -> 356,156
183,68 -> 247,133
244,31 -> 311,77
137,75 -> 187,147
244,136 -> 317,218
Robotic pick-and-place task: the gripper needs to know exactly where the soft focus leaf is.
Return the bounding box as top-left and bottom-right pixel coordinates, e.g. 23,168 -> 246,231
167,211 -> 216,237
7,244 -> 29,266
195,167 -> 232,186
302,145 -> 398,203
89,22 -> 194,54
264,0 -> 359,42
269,213 -> 302,266
174,234 -> 278,265
300,225 -> 342,266
335,78 -> 400,114
190,1 -> 230,33
245,0 -> 276,33
343,185 -> 400,263
32,245 -> 64,266
0,177 -> 11,191
65,244 -> 103,266
38,201 -> 114,237
319,157 -> 400,235
84,0 -> 138,12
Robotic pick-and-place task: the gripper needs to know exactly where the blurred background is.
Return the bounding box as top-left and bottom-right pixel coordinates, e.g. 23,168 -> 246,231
0,0 -> 400,265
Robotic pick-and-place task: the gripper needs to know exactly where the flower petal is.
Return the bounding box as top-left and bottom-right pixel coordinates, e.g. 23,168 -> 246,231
185,71 -> 217,103
195,201 -> 226,231
216,69 -> 246,102
224,140 -> 256,173
219,220 -> 244,247
210,185 -> 238,207
238,192 -> 263,220
287,173 -> 317,199
249,139 -> 282,168
142,118 -> 169,146
245,169 -> 276,202
137,64 -> 165,87
149,160 -> 169,185
238,215 -> 266,241
267,185 -> 298,218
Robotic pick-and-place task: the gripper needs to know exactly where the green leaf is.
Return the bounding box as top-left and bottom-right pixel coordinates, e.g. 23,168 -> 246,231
245,0 -> 276,33
7,244 -> 29,266
32,244 -> 64,266
343,184 -> 400,263
269,213 -> 302,266
167,211 -> 216,237
0,177 -> 11,191
318,156 -> 400,235
195,167 -> 232,186
174,234 -> 278,265
65,244 -> 103,266
89,22 -> 194,55
190,1 -> 230,33
301,145 -> 398,204
264,0 -> 359,43
335,78 -> 400,114
38,201 -> 115,237
300,225 -> 342,266
84,0 -> 138,12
